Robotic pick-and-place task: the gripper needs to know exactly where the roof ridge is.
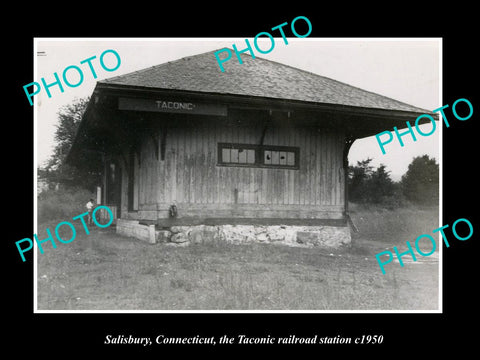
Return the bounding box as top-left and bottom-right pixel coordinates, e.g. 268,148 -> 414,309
97,47 -> 430,114
100,48 -> 224,84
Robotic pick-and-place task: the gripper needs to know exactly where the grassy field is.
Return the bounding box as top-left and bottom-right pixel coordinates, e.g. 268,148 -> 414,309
36,203 -> 440,311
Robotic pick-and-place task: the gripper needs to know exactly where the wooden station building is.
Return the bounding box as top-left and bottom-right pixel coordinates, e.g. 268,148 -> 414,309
67,49 -> 431,246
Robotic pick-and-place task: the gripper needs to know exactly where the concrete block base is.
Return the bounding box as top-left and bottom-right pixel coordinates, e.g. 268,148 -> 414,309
116,219 -> 156,244
116,219 -> 352,249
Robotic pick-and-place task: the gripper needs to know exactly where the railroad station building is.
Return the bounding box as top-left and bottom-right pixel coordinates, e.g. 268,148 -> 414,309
67,49 -> 431,246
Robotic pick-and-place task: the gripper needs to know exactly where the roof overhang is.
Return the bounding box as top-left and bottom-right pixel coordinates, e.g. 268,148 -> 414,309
67,83 -> 438,165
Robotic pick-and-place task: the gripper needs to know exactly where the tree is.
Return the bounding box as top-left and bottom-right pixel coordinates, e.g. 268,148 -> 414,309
401,155 -> 439,206
366,164 -> 395,203
348,158 -> 374,202
348,159 -> 397,205
39,97 -> 102,190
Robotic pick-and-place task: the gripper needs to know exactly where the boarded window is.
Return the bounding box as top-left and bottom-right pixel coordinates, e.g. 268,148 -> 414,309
218,143 -> 299,169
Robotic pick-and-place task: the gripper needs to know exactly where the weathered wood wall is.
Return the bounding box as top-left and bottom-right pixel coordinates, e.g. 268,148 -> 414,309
118,111 -> 346,221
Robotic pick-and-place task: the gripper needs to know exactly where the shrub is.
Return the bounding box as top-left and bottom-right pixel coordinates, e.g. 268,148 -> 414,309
37,186 -> 95,223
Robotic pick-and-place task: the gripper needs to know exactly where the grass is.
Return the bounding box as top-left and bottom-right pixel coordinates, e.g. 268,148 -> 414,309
349,202 -> 440,244
37,187 -> 96,223
36,203 -> 439,311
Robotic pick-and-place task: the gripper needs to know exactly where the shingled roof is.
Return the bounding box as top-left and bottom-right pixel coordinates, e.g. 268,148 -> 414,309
99,49 -> 429,114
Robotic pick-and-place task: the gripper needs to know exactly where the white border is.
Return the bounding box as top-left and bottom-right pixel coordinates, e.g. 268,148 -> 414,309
33,38 -> 39,312
438,38 -> 443,313
33,37 -> 443,314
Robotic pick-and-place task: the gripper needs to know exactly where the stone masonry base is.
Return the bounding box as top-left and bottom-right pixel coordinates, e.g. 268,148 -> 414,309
116,219 -> 352,248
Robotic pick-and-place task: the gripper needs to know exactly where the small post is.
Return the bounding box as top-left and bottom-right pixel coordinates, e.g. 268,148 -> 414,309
148,224 -> 156,244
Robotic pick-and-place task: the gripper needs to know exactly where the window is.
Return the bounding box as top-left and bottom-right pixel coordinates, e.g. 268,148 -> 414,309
222,147 -> 255,164
218,143 -> 299,169
264,150 -> 296,166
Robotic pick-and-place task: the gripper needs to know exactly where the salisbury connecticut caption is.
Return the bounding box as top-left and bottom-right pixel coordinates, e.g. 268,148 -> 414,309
104,334 -> 383,346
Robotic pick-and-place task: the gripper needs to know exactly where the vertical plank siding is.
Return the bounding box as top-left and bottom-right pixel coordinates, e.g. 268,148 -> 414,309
121,114 -> 345,218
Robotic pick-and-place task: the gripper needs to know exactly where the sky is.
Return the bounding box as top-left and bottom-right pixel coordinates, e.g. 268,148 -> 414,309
35,38 -> 441,181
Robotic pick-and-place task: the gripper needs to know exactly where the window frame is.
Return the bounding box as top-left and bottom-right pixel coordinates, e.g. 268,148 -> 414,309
217,142 -> 300,170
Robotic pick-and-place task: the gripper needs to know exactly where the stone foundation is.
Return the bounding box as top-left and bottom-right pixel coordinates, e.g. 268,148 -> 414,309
116,220 -> 351,248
